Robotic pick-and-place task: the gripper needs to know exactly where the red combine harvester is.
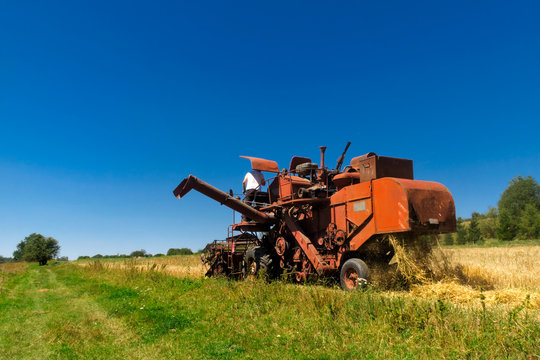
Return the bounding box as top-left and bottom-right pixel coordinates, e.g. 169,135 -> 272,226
173,143 -> 456,290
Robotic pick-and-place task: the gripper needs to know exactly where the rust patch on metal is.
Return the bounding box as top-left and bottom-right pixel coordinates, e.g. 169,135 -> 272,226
240,156 -> 280,173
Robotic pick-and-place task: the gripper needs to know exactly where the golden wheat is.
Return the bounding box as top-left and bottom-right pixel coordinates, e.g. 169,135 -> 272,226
0,262 -> 28,274
79,255 -> 206,278
392,245 -> 540,310
77,245 -> 540,309
441,246 -> 540,290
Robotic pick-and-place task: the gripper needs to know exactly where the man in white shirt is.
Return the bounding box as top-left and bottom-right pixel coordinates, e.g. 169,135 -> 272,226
242,170 -> 266,219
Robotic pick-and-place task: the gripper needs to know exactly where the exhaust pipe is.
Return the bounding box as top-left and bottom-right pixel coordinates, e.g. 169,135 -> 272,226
173,175 -> 274,224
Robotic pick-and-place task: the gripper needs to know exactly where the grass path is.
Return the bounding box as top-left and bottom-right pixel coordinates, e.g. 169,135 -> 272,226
0,265 -> 159,359
1,263 -> 539,359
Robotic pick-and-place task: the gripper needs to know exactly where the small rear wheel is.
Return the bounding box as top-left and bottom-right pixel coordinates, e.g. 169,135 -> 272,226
340,258 -> 369,291
212,262 -> 227,277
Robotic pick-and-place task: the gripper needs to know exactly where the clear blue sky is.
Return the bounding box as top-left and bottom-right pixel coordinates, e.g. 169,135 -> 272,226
1,1 -> 539,259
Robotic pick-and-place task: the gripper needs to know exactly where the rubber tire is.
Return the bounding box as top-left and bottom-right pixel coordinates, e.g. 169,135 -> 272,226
212,261 -> 228,277
243,246 -> 273,279
295,162 -> 318,175
340,258 -> 369,291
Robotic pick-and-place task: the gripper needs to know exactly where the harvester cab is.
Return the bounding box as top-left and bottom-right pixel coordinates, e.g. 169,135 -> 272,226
173,143 -> 456,290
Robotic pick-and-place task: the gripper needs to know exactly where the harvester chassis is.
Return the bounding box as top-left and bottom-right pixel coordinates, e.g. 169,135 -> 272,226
176,144 -> 456,290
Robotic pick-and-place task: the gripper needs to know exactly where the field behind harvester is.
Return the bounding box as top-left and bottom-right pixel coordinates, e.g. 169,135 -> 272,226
80,245 -> 540,308
80,255 -> 207,279
2,245 -> 539,359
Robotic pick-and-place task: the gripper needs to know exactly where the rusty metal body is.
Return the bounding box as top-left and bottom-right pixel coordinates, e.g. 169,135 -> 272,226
173,146 -> 456,289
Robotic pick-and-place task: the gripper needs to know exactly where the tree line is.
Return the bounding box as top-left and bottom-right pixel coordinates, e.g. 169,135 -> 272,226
443,175 -> 540,245
77,247 -> 195,260
2,233 -> 197,264
0,256 -> 13,264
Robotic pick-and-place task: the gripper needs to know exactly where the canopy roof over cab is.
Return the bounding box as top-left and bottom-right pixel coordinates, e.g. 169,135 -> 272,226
240,156 -> 280,173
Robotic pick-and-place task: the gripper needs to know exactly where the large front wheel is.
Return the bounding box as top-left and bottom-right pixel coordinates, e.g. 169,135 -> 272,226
243,246 -> 273,280
340,258 -> 369,291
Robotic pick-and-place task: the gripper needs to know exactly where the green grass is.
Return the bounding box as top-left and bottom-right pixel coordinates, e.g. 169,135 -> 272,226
0,263 -> 539,359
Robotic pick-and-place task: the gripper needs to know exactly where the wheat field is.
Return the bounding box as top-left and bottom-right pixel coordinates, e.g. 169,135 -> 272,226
78,245 -> 540,309
442,246 -> 540,290
79,255 -> 206,278
391,245 -> 540,309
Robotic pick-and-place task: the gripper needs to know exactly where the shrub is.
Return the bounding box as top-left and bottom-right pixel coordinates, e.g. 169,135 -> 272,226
478,207 -> 498,239
167,248 -> 193,256
130,249 -> 147,258
456,218 -> 467,245
467,213 -> 483,244
442,233 -> 454,246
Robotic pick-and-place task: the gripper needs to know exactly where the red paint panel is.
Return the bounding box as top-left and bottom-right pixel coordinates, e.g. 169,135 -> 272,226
331,181 -> 373,238
278,175 -> 311,202
240,156 -> 280,173
392,178 -> 456,233
372,178 -> 410,233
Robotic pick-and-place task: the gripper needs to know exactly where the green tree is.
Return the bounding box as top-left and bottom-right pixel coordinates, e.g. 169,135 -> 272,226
456,217 -> 467,245
167,248 -> 193,256
130,249 -> 147,257
14,233 -> 60,266
442,232 -> 454,246
519,203 -> 540,239
496,209 -> 516,241
478,206 -> 498,239
497,175 -> 540,240
467,213 -> 483,244
12,241 -> 26,261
